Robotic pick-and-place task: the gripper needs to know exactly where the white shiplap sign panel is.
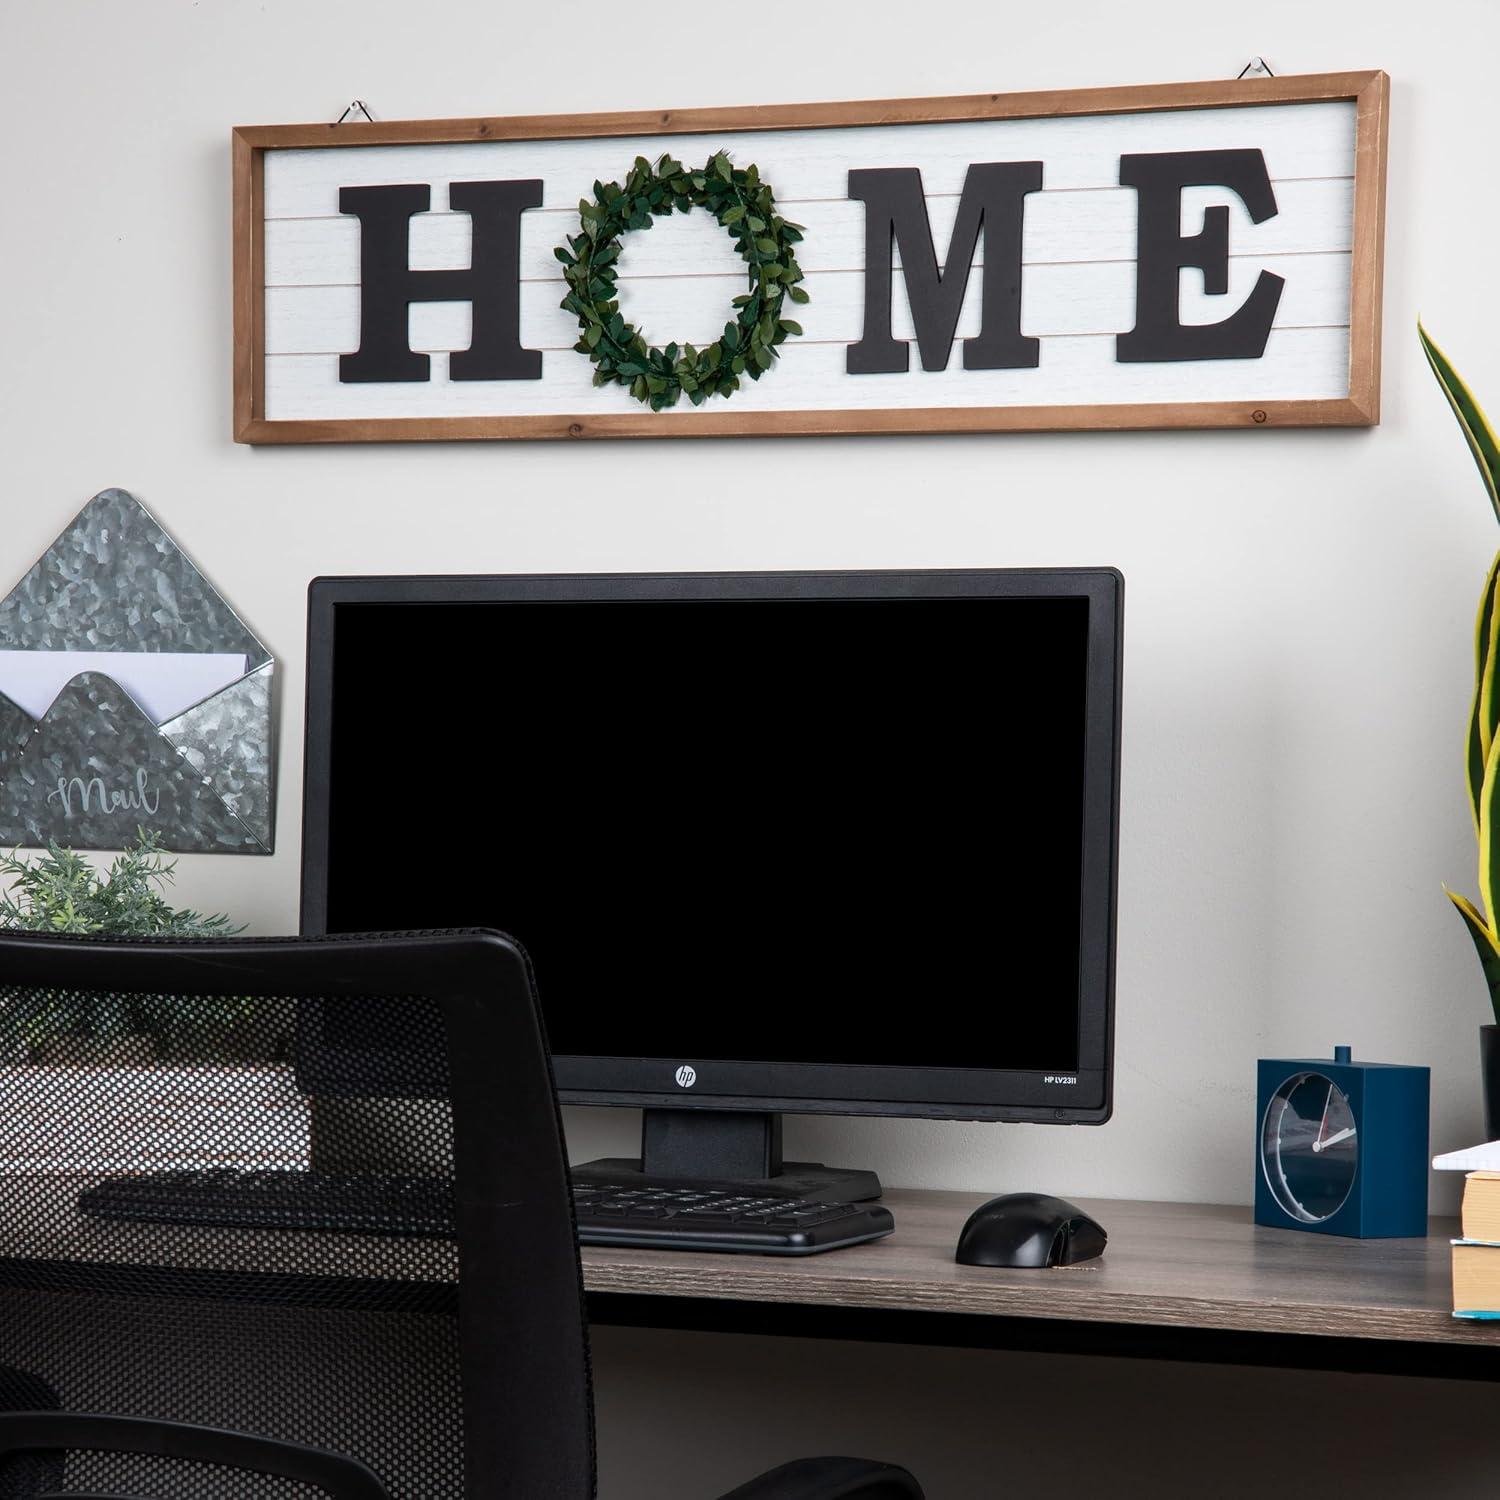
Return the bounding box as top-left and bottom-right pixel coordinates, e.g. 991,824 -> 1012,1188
232,72 -> 1388,442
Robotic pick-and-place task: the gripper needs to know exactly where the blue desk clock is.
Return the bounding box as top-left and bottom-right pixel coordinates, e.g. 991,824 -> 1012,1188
1255,1046 -> 1430,1238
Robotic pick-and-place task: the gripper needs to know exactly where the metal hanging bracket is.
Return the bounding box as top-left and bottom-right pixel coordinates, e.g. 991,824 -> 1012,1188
1236,57 -> 1275,79
334,100 -> 375,125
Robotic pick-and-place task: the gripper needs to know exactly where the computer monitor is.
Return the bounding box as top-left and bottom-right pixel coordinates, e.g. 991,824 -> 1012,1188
300,568 -> 1122,1201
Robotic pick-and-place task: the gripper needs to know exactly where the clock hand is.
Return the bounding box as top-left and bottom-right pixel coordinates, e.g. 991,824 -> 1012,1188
1312,1126 -> 1355,1153
1315,1084 -> 1333,1149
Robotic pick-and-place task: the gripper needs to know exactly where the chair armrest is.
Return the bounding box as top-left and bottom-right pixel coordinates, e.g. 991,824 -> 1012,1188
714,1456 -> 923,1500
0,1413 -> 392,1500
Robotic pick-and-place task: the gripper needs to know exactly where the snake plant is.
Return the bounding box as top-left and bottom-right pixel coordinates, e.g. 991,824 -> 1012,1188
1422,324 -> 1500,1022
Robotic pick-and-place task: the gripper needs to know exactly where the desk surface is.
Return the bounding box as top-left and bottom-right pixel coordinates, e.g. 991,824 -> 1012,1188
581,1189 -> 1500,1349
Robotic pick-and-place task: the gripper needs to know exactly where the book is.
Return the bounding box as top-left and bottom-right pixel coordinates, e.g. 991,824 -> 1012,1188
1444,1175 -> 1500,1317
1434,1140 -> 1500,1172
1460,1171 -> 1500,1243
1451,1238 -> 1500,1318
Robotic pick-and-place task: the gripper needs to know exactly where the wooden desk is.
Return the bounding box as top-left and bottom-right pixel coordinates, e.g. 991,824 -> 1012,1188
582,1189 -> 1500,1380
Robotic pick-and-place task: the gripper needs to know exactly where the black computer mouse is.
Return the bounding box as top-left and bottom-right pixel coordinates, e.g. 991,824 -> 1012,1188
954,1192 -> 1107,1268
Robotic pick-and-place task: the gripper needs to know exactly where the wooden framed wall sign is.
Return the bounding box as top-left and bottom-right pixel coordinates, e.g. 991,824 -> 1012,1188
232,70 -> 1388,443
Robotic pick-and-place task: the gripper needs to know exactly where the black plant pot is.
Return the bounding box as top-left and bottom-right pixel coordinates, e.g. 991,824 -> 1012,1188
1484,1025 -> 1500,1142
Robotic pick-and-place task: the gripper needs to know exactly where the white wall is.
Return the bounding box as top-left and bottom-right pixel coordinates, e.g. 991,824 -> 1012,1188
4,2 -> 1498,1494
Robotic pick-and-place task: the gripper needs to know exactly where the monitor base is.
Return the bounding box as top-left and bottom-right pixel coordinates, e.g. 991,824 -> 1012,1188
571,1109 -> 883,1203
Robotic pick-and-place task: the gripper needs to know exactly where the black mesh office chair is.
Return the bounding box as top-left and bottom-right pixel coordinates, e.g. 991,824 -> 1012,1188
0,930 -> 920,1500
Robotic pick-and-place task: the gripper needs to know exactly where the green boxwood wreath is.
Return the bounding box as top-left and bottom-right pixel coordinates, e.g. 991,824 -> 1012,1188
556,151 -> 808,410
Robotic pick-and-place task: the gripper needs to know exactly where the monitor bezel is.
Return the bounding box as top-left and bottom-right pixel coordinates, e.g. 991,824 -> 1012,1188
301,568 -> 1121,1125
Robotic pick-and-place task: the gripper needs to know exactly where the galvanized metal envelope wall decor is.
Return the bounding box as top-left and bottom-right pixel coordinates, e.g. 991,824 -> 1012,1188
0,489 -> 275,853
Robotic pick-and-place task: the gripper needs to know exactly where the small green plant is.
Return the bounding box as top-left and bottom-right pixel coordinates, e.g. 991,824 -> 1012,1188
0,830 -> 240,937
1422,324 -> 1500,1023
0,830 -> 248,1061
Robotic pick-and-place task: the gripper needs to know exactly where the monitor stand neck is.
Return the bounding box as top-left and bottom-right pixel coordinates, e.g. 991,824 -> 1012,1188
570,1109 -> 883,1203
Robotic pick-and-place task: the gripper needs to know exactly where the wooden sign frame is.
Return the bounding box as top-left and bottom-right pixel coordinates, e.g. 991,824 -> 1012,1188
232,70 -> 1388,444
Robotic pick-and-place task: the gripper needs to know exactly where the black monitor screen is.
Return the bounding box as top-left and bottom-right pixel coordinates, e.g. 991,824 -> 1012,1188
311,587 -> 1099,1089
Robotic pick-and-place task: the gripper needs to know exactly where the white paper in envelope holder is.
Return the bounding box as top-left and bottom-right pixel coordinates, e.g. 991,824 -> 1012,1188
0,650 -> 247,727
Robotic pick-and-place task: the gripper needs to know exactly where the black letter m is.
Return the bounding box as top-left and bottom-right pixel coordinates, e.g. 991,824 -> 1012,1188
847,162 -> 1042,374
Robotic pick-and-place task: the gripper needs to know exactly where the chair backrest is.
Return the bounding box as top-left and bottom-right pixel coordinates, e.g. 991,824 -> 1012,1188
0,930 -> 594,1500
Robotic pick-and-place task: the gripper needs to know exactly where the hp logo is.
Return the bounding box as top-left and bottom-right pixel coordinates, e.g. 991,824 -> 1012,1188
674,1065 -> 698,1089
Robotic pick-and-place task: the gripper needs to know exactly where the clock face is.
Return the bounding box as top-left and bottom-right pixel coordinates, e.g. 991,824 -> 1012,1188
1260,1071 -> 1358,1224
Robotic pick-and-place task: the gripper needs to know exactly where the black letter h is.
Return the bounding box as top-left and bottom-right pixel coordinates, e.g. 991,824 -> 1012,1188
339,180 -> 543,383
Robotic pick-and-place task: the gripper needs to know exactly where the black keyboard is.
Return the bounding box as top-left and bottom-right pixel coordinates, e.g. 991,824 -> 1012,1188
78,1168 -> 456,1237
571,1184 -> 894,1254
78,1169 -> 895,1255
